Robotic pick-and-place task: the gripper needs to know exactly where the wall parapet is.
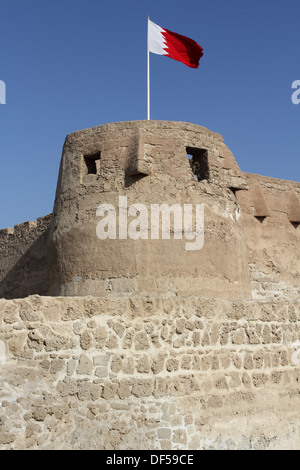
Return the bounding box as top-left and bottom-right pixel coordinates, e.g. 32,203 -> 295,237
0,214 -> 52,299
0,214 -> 52,240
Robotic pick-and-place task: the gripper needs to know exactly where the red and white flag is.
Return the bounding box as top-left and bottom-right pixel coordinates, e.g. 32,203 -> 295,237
148,19 -> 203,69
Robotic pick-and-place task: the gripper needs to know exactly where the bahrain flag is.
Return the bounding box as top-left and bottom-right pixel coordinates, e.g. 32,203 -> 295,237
148,19 -> 203,69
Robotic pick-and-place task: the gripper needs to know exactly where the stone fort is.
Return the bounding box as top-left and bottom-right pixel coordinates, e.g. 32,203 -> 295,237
0,121 -> 299,449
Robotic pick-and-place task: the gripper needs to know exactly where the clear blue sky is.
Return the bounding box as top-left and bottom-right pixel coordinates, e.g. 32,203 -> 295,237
0,0 -> 299,229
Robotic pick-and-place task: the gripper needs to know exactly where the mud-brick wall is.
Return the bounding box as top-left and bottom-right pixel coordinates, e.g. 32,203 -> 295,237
0,214 -> 52,299
0,295 -> 299,450
237,174 -> 300,302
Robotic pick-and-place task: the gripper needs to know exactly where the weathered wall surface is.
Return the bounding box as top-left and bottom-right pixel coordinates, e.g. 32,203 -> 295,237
0,121 -> 299,450
47,120 -> 251,300
1,295 -> 299,450
0,122 -> 300,303
0,215 -> 52,299
237,174 -> 300,301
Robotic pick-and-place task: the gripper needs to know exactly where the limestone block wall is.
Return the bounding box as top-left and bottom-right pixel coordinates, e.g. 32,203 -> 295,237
0,295 -> 299,450
0,215 -> 52,299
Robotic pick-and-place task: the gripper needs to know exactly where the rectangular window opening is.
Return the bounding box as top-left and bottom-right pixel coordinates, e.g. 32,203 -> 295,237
84,152 -> 101,175
186,147 -> 209,182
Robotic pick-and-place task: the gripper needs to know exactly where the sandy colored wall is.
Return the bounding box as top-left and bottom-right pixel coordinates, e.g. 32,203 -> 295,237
0,215 -> 52,299
1,122 -> 299,304
47,121 -> 251,300
237,173 -> 300,301
0,295 -> 299,450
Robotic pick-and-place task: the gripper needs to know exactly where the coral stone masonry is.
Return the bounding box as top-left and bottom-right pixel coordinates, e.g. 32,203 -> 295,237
0,121 -> 299,449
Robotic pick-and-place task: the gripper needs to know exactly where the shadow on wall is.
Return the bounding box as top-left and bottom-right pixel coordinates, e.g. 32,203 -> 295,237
0,228 -> 50,300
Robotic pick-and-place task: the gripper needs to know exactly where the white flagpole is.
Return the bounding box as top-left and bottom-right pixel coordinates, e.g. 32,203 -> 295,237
147,16 -> 150,120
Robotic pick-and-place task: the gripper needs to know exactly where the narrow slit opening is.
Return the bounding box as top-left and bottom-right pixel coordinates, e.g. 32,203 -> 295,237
84,152 -> 101,175
186,147 -> 209,182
